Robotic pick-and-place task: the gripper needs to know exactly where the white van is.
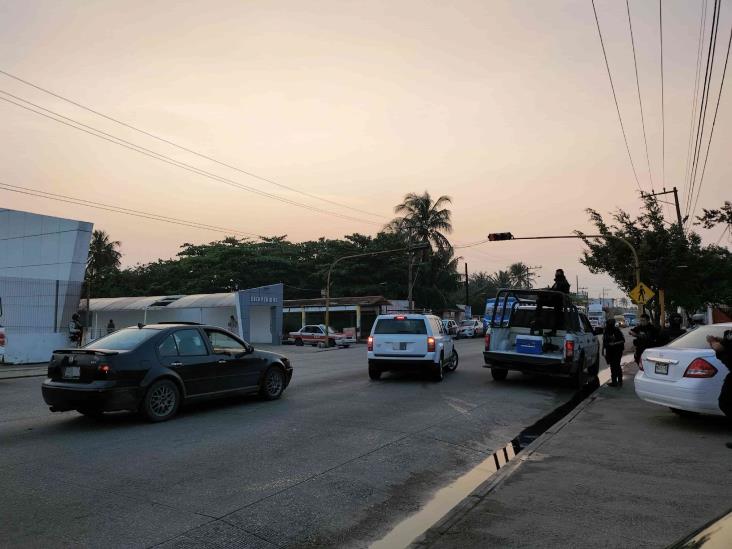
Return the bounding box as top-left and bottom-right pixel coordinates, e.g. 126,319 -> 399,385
367,314 -> 458,381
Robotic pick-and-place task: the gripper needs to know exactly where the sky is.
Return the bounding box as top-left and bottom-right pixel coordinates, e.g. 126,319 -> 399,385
1,0 -> 730,301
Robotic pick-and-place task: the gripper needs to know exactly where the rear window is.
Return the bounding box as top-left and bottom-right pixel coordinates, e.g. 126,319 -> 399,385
666,325 -> 730,349
374,318 -> 428,335
85,328 -> 159,351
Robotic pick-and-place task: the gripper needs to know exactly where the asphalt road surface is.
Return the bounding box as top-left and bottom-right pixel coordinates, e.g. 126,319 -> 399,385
0,338 -> 607,548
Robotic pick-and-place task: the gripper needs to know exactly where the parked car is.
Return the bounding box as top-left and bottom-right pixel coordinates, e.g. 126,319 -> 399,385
41,322 -> 293,422
457,319 -> 484,339
368,314 -> 458,381
288,324 -> 355,347
634,323 -> 731,417
483,289 -> 601,388
441,319 -> 459,337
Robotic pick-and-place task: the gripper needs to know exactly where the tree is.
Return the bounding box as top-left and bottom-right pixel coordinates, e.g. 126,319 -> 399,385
696,201 -> 732,229
577,196 -> 732,317
86,230 -> 122,295
508,262 -> 536,289
387,191 -> 453,252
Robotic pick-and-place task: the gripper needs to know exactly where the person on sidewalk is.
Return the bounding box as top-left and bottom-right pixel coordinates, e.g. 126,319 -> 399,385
630,313 -> 659,365
659,313 -> 686,345
603,318 -> 626,387
106,319 -> 116,334
707,330 -> 732,449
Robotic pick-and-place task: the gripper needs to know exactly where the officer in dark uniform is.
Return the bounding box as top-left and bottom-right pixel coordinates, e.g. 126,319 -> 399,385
603,318 -> 626,387
707,331 -> 732,449
630,313 -> 659,364
659,313 -> 686,345
533,269 -> 571,336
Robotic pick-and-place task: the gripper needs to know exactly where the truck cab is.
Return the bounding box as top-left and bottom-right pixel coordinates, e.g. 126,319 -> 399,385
483,289 -> 601,388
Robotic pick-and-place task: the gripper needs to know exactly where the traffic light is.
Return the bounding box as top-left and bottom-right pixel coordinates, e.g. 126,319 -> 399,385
488,232 -> 514,241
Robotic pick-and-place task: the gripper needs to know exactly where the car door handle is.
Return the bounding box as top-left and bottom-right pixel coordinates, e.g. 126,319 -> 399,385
170,362 -> 182,367
218,359 -> 228,364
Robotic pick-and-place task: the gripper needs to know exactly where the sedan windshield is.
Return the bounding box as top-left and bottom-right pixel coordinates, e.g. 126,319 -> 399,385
665,325 -> 730,349
85,328 -> 160,351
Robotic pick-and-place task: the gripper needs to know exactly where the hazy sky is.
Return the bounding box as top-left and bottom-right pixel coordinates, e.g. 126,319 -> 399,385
1,0 -> 730,300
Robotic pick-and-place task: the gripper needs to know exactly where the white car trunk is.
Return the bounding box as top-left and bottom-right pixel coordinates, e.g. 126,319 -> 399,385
641,348 -> 719,382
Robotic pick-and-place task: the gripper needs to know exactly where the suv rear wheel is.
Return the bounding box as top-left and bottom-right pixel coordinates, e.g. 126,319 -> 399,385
432,355 -> 445,382
368,362 -> 382,381
491,367 -> 508,381
445,349 -> 459,372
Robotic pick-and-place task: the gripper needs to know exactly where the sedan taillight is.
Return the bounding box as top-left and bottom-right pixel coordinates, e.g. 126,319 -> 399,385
683,358 -> 717,378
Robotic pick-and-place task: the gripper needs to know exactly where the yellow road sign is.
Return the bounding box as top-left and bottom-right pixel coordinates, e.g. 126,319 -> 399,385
630,282 -> 655,305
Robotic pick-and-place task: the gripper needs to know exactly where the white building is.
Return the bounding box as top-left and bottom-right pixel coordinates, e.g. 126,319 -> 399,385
0,208 -> 92,363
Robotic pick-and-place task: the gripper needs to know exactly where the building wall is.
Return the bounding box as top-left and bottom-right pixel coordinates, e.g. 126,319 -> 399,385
236,284 -> 283,345
0,209 -> 92,363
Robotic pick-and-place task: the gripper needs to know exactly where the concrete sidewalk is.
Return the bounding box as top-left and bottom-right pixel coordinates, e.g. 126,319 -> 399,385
414,363 -> 732,548
0,363 -> 47,380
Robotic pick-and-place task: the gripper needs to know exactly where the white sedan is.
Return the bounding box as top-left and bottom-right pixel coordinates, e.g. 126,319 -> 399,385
457,319 -> 484,339
634,323 -> 731,416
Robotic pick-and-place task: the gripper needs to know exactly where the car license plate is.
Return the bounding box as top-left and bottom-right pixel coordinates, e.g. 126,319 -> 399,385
393,342 -> 408,351
654,363 -> 669,375
63,366 -> 80,379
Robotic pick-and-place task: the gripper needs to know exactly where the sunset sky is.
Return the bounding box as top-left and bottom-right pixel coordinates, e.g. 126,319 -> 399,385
1,0 -> 730,300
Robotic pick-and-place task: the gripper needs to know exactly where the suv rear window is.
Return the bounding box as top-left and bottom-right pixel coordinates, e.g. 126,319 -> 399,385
374,319 -> 428,335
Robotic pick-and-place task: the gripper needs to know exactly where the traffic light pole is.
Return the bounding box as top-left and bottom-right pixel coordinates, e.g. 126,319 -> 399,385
487,233 -> 642,318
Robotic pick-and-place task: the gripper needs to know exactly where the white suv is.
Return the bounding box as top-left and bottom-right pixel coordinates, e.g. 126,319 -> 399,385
367,314 -> 458,382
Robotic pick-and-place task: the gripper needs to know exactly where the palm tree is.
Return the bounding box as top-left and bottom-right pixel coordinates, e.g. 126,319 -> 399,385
86,230 -> 122,288
489,269 -> 514,289
387,191 -> 453,252
508,262 -> 536,289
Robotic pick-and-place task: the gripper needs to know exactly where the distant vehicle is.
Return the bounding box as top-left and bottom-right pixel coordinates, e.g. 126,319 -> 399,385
441,319 -> 459,336
634,323 -> 731,417
368,314 -> 458,382
42,323 -> 293,422
457,319 -> 484,339
289,324 -> 355,347
483,296 -> 519,332
483,289 -> 601,389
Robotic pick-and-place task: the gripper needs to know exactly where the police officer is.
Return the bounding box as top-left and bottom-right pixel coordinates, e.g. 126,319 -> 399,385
603,318 -> 626,387
707,331 -> 732,449
659,313 -> 686,345
630,313 -> 659,365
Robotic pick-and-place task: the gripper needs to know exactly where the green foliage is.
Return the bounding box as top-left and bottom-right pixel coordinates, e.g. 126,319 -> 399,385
577,196 -> 732,313
86,230 -> 122,290
695,201 -> 732,229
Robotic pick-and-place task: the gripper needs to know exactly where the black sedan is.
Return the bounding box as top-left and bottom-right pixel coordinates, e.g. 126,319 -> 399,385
42,322 -> 293,422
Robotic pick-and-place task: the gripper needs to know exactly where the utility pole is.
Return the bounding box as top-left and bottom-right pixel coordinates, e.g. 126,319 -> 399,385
641,187 -> 683,228
464,263 -> 469,310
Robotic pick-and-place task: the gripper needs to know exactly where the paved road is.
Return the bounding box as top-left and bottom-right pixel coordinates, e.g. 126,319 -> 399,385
0,338 -> 604,548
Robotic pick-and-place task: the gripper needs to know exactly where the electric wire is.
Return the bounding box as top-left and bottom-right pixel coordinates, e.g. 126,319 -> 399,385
683,0 -> 709,209
0,181 -> 261,237
591,0 -> 644,193
0,69 -> 386,220
626,0 -> 654,190
0,92 -> 382,227
689,18 -> 732,225
716,224 -> 730,245
686,0 -> 721,222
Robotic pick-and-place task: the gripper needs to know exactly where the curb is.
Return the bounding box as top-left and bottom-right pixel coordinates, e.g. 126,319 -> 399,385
410,369 -> 614,548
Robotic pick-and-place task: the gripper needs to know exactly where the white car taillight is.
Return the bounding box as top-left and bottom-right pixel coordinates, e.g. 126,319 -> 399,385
683,358 -> 717,378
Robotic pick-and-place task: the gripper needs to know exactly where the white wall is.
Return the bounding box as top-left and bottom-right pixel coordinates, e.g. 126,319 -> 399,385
250,307 -> 272,343
4,333 -> 69,364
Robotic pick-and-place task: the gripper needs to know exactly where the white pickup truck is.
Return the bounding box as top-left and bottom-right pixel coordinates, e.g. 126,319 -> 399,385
483,289 -> 601,388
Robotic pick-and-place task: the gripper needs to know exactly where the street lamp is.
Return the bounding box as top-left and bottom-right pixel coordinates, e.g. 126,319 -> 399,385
324,242 -> 430,347
486,232 -> 642,318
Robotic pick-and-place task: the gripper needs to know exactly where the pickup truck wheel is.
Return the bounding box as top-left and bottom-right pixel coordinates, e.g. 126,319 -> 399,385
589,352 -> 600,377
491,367 -> 508,381
574,355 -> 586,390
368,363 -> 382,381
294,338 -> 303,346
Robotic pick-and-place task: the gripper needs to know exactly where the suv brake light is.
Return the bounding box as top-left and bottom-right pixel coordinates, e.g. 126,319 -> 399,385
683,358 -> 717,378
367,336 -> 373,351
394,315 -> 406,320
565,340 -> 575,360
484,333 -> 491,351
427,337 -> 436,353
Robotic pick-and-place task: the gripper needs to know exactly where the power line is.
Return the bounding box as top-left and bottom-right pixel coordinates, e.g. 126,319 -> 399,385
0,92 -> 382,227
0,181 -> 261,237
591,0 -> 644,193
683,0 -> 709,207
716,224 -> 730,245
626,0 -> 654,190
0,69 -> 386,220
689,17 -> 732,225
686,0 -> 721,222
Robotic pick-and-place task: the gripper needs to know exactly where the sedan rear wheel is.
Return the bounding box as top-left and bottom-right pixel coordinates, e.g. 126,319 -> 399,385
260,366 -> 285,400
143,379 -> 180,422
294,338 -> 304,346
670,407 -> 699,418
